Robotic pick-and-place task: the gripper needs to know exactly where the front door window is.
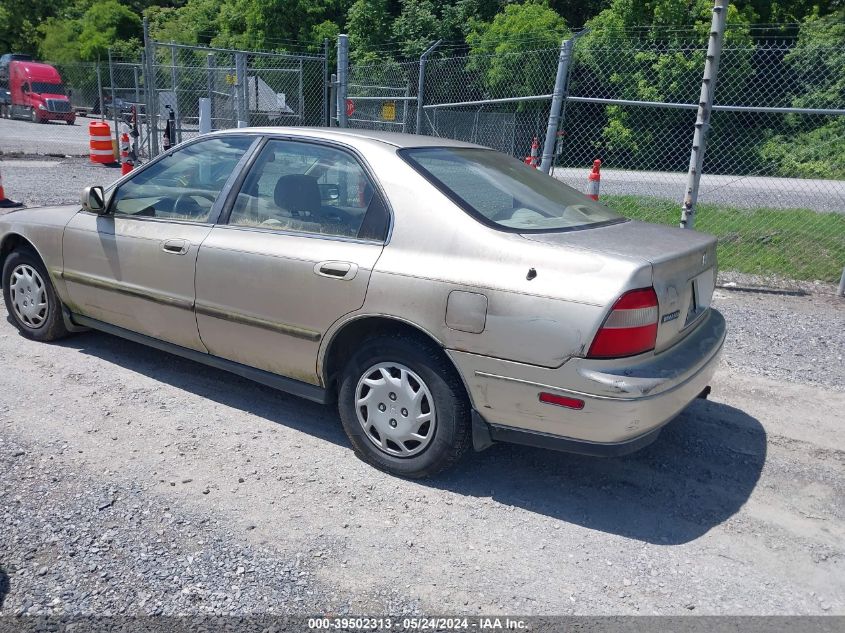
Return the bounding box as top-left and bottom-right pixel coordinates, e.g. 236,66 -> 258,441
108,136 -> 255,222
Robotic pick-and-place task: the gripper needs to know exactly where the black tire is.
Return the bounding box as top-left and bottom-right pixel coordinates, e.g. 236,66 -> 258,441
66,119 -> 75,125
2,248 -> 70,342
337,335 -> 471,478
30,107 -> 38,123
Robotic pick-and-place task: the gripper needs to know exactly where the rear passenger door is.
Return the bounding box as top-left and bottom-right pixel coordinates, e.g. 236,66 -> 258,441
194,138 -> 390,384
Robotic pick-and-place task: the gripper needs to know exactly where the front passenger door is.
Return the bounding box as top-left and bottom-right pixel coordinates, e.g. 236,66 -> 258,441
62,135 -> 256,351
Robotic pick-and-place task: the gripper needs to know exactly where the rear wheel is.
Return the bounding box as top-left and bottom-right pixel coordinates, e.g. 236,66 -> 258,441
337,335 -> 471,478
2,249 -> 70,342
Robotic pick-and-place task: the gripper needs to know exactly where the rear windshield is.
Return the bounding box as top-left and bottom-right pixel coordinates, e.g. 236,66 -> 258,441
400,147 -> 624,233
31,82 -> 65,95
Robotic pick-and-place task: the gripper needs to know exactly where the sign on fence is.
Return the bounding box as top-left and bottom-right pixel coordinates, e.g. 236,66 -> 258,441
381,100 -> 396,121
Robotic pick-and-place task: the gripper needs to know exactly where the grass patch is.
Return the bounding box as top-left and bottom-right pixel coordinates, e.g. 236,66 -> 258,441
602,194 -> 845,283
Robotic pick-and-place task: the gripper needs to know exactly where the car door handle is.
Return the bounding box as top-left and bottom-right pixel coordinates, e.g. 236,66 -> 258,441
162,239 -> 189,255
314,261 -> 358,280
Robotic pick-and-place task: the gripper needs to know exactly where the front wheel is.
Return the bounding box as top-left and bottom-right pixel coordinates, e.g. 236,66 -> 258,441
2,248 -> 70,342
30,107 -> 38,123
337,335 -> 471,478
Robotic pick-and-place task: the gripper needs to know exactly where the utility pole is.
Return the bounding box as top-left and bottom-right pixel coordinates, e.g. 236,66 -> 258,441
540,37 -> 575,174
680,0 -> 728,229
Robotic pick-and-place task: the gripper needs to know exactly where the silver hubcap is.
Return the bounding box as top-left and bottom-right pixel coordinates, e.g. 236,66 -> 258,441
10,264 -> 49,329
355,362 -> 436,457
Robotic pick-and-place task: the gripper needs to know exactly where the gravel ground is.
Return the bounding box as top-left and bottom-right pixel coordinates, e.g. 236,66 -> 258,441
0,137 -> 843,619
715,289 -> 845,390
1,434 -> 418,619
0,157 -> 119,208
0,117 -> 92,156
0,293 -> 843,617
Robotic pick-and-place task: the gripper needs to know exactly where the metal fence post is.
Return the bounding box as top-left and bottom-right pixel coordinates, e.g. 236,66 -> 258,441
95,62 -> 104,122
680,0 -> 728,229
337,34 -> 349,128
143,18 -> 159,157
235,52 -> 248,127
299,58 -> 304,123
540,37 -> 575,173
133,65 -> 140,103
206,53 -> 214,104
107,48 -> 120,162
838,268 -> 845,297
416,40 -> 441,135
322,38 -> 329,126
170,43 -> 182,143
329,73 -> 338,126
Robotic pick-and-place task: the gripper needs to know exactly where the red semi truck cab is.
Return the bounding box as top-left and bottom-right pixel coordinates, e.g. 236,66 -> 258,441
8,60 -> 75,124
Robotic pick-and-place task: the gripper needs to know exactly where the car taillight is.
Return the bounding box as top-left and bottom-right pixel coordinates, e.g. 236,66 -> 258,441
587,287 -> 659,359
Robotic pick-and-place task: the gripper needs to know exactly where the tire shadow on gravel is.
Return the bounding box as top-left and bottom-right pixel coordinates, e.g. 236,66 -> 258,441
58,331 -> 764,545
436,398 -> 766,545
59,332 -> 349,448
0,566 -> 9,610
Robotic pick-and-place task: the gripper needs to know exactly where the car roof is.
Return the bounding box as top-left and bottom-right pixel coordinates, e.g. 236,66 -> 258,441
214,126 -> 489,151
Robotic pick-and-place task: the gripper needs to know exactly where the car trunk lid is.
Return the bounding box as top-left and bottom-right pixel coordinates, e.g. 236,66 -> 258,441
523,220 -> 718,352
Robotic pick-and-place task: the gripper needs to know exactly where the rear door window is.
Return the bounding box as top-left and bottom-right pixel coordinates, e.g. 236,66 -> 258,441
227,139 -> 388,240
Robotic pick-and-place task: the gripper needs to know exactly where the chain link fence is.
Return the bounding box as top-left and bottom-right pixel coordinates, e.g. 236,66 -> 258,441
35,21 -> 844,290
555,31 -> 845,288
346,45 -> 561,160
344,25 -> 844,290
144,42 -> 327,152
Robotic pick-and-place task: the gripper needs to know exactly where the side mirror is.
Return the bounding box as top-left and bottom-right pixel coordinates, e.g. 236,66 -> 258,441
81,186 -> 106,214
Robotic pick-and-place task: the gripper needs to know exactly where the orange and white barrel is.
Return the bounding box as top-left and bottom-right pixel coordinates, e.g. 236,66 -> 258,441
587,159 -> 601,200
89,121 -> 114,164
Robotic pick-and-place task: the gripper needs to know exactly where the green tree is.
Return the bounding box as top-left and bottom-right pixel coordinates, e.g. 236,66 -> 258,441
572,0 -> 753,170
392,0 -> 439,58
78,1 -> 142,61
466,1 -> 570,99
212,0 -> 345,51
760,10 -> 845,179
38,0 -> 141,62
147,0 -> 222,47
346,0 -> 392,61
1,0 -> 71,55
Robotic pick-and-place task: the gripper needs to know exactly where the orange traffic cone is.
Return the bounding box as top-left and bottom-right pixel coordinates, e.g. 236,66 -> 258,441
587,159 -> 601,200
0,164 -> 24,209
120,131 -> 133,175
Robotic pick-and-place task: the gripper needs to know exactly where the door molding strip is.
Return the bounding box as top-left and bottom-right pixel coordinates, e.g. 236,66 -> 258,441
70,313 -> 328,404
60,270 -> 194,310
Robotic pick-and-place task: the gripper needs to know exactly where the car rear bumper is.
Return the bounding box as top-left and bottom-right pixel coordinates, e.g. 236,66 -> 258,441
448,308 -> 726,452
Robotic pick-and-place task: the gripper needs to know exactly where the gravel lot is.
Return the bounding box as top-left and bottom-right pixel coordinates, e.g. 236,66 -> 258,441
1,290 -> 844,618
0,138 -> 843,619
0,117 -> 92,156
0,157 -> 118,208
